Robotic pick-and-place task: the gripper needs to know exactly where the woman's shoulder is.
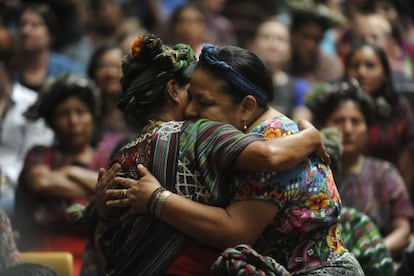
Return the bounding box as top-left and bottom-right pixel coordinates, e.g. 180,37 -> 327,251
23,145 -> 58,169
364,156 -> 399,172
182,119 -> 241,135
254,115 -> 299,137
26,145 -> 54,157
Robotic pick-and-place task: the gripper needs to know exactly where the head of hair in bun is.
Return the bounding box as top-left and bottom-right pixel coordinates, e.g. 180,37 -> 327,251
118,34 -> 196,126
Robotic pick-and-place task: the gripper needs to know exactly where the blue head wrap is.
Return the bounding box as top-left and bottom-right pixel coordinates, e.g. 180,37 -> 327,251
199,44 -> 269,106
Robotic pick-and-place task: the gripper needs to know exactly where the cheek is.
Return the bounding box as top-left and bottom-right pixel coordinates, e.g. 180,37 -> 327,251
324,120 -> 337,128
371,71 -> 385,86
199,108 -> 222,121
198,105 -> 235,124
35,28 -> 50,41
82,115 -> 95,131
354,125 -> 368,140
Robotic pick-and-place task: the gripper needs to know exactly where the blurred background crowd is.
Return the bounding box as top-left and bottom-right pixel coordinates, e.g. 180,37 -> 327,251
1,0 -> 414,275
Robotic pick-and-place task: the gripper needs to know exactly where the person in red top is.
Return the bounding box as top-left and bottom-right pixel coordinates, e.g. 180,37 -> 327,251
13,74 -> 110,276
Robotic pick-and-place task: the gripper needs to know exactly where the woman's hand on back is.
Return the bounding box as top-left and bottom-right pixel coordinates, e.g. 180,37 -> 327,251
105,164 -> 162,220
95,163 -> 121,218
297,119 -> 331,165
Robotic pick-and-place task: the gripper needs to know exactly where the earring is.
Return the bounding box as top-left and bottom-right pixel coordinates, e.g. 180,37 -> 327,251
243,122 -> 247,131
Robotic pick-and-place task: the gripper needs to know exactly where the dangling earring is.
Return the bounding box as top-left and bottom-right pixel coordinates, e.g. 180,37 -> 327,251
243,121 -> 248,131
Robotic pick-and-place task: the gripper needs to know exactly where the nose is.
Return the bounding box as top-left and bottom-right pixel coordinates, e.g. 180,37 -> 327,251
67,112 -> 81,126
357,65 -> 368,78
342,120 -> 353,134
20,23 -> 32,34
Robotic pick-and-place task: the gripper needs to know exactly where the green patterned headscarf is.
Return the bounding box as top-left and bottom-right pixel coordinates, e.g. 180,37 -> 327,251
320,127 -> 343,176
118,34 -> 196,125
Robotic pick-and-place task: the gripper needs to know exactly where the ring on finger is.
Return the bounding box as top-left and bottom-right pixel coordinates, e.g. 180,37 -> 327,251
122,189 -> 127,198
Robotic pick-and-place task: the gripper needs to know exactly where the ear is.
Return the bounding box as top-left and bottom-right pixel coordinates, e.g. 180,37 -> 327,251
166,79 -> 180,104
240,95 -> 257,122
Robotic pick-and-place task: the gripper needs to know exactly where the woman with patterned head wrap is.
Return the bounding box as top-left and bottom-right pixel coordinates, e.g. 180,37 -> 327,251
306,78 -> 414,261
101,41 -> 364,275
319,126 -> 395,276
95,34 -> 326,275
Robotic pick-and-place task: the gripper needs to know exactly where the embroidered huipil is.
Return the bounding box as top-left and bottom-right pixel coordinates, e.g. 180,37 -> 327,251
106,119 -> 259,275
233,115 -> 346,274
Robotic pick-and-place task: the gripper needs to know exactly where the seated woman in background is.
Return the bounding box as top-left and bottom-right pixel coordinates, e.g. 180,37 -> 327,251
13,74 -> 110,276
319,126 -> 395,276
344,43 -> 414,204
306,79 -> 414,260
16,3 -> 84,92
87,43 -> 137,162
247,16 -> 312,120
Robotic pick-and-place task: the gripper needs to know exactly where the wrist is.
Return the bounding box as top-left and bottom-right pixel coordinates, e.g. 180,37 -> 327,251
305,127 -> 321,146
146,187 -> 172,217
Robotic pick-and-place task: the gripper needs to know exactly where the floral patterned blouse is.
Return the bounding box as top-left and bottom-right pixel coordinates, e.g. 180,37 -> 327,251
233,114 -> 346,274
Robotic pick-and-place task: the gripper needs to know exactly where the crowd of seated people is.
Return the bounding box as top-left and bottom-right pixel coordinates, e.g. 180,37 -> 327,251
1,0 -> 414,275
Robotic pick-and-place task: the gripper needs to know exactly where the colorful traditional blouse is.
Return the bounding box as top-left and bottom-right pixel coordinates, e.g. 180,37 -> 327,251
337,156 -> 414,236
104,119 -> 259,275
339,206 -> 395,276
233,114 -> 346,274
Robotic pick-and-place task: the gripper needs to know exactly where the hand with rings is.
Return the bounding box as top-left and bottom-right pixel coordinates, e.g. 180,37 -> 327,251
106,164 -> 163,220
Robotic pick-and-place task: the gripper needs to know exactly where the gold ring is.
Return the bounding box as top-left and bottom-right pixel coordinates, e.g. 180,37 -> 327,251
122,189 -> 127,198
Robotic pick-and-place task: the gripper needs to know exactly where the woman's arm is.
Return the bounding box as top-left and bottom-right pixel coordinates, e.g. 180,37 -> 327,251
106,165 -> 278,249
64,165 -> 99,193
236,120 -> 328,171
160,196 -> 277,249
384,217 -> 411,258
26,164 -> 91,198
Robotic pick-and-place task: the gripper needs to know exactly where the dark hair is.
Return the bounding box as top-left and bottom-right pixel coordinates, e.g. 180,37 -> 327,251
87,43 -> 123,79
345,43 -> 398,106
288,1 -> 345,33
19,3 -> 59,48
118,34 -> 196,126
26,73 -> 101,128
306,79 -> 376,128
291,11 -> 331,33
196,45 -> 274,107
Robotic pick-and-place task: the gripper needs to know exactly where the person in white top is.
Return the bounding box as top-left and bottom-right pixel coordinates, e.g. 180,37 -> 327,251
0,26 -> 53,216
